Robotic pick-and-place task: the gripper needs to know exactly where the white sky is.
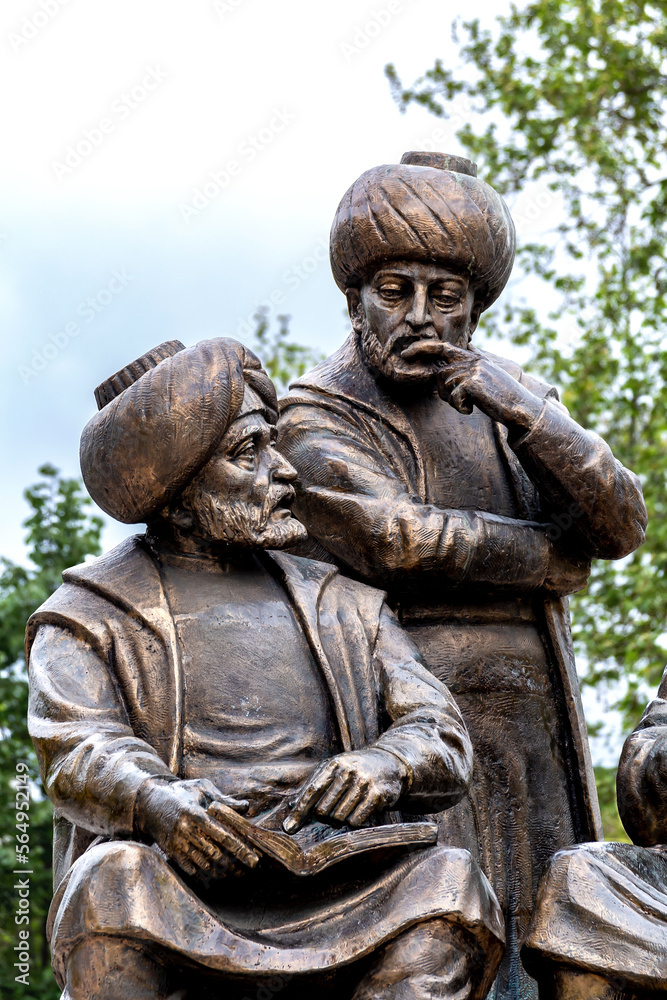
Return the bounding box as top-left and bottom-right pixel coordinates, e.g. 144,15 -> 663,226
1,0 -> 517,559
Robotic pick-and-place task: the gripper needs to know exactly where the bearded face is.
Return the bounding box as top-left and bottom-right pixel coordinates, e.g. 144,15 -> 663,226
349,261 -> 481,387
181,479 -> 306,550
165,410 -> 307,551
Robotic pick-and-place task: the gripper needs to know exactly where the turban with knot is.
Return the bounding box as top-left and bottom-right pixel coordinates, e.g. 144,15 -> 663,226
80,337 -> 277,524
329,152 -> 515,312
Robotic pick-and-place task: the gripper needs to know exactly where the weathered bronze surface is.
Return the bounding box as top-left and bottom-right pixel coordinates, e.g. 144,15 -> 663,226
27,338 -> 505,999
523,668 -> 667,999
277,152 -> 648,1000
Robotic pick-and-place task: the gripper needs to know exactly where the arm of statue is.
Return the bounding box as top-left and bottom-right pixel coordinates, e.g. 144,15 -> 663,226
283,604 -> 471,832
435,343 -> 647,560
28,625 -> 259,878
617,667 -> 667,846
278,401 -> 587,596
372,602 -> 473,811
133,777 -> 259,877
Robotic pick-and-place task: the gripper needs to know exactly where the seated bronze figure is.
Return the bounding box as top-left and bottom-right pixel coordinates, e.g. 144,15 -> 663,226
27,338 -> 504,1000
523,666 -> 667,1000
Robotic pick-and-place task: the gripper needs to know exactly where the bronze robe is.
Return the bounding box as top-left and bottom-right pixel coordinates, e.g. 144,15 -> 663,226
27,537 -> 503,991
278,332 -> 647,1000
523,667 -> 667,993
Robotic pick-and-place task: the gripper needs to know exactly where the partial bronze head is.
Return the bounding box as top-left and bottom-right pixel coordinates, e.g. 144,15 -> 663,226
330,152 -> 515,384
80,338 -> 307,551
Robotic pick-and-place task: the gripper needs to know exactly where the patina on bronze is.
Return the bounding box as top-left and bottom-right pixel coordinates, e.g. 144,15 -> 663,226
523,668 -> 667,1000
277,151 -> 648,1000
27,337 -> 505,1000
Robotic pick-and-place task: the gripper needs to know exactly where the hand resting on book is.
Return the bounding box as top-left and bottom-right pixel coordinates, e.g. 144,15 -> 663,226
283,748 -> 410,834
134,776 -> 260,879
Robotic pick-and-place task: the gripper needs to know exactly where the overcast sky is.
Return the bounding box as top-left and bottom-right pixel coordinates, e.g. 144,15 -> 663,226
2,0 -> 538,563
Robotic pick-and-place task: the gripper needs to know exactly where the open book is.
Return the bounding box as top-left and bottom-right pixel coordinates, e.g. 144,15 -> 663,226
207,801 -> 438,877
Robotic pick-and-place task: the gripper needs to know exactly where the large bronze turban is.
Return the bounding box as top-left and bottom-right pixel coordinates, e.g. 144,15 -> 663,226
329,152 -> 515,311
80,337 -> 277,524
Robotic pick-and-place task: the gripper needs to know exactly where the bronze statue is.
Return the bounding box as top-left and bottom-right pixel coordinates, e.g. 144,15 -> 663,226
27,337 -> 505,1000
277,151 -> 648,1000
523,668 -> 667,1000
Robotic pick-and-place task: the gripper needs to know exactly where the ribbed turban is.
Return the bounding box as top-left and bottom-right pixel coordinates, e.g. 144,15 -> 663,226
80,337 -> 277,524
330,152 -> 515,311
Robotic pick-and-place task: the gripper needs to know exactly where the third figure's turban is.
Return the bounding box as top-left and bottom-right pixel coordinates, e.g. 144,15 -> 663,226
329,152 -> 516,311
80,337 -> 277,524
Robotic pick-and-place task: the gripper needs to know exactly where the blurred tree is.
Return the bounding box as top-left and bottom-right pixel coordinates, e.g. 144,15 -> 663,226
0,465 -> 103,999
594,765 -> 630,842
248,308 -> 324,395
386,0 -> 667,740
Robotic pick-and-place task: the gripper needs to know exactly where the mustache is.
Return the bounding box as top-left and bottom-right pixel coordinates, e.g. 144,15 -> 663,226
385,331 -> 438,360
208,485 -> 296,533
268,484 -> 296,512
191,489 -> 304,548
366,324 -> 439,365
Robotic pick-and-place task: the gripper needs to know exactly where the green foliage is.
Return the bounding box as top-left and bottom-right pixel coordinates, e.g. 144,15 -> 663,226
386,0 -> 667,735
248,308 -> 324,395
594,765 -> 631,842
0,465 -> 102,999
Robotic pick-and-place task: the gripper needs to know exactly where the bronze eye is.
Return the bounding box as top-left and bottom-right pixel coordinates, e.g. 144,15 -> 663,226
431,289 -> 460,308
378,283 -> 406,300
233,442 -> 256,467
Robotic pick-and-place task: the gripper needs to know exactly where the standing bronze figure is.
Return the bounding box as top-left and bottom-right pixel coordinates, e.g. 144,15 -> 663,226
27,338 -> 504,1000
523,666 -> 667,1000
277,152 -> 648,1000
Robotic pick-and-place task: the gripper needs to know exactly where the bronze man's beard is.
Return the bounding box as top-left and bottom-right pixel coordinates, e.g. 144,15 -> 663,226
359,320 -> 436,386
359,317 -> 470,386
184,487 -> 308,550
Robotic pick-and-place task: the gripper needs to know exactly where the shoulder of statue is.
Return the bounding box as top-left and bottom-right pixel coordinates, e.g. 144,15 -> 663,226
287,332 -> 358,390
26,534 -> 162,664
28,534 -> 155,631
281,333 -> 382,414
61,534 -> 151,587
26,536 -> 150,659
